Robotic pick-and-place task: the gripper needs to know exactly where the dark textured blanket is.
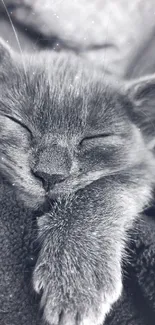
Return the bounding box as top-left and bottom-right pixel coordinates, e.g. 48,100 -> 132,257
0,1 -> 155,324
106,210 -> 155,325
0,179 -> 40,325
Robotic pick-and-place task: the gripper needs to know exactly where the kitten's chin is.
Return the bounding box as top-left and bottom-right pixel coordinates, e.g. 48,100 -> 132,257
16,186 -> 46,209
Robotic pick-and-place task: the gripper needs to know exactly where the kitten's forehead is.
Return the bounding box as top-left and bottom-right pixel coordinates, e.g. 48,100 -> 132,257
27,54 -> 129,134
1,52 -> 130,138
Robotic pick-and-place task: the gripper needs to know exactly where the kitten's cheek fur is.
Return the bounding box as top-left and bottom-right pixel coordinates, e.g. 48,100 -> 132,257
18,190 -> 45,209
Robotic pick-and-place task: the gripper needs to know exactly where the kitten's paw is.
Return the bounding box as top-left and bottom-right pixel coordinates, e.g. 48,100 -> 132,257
33,214 -> 123,325
43,284 -> 122,325
33,259 -> 122,325
43,301 -> 113,325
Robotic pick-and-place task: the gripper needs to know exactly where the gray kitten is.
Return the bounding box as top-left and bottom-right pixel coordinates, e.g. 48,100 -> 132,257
0,39 -> 155,325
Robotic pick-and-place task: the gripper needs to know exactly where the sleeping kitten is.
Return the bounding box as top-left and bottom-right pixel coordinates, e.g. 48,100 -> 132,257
0,39 -> 155,325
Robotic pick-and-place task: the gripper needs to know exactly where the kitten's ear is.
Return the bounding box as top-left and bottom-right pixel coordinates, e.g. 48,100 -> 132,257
0,38 -> 13,67
125,75 -> 155,149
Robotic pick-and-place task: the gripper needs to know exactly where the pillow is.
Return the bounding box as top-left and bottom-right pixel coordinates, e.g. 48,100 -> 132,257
3,0 -> 155,77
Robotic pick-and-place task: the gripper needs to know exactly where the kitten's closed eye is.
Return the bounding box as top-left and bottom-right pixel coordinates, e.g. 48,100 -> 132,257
4,114 -> 33,139
79,133 -> 112,147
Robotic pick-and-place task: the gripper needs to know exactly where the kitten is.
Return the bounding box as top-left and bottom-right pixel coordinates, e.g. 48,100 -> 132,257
0,39 -> 155,325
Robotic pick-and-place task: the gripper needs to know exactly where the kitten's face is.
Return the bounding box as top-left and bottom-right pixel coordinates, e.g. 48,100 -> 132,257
0,47 -> 152,207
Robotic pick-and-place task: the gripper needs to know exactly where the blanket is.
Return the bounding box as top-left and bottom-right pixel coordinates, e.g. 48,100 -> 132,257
0,179 -> 40,325
105,211 -> 155,325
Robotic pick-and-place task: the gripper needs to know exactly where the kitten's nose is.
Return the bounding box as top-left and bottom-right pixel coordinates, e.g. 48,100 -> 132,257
34,171 -> 66,192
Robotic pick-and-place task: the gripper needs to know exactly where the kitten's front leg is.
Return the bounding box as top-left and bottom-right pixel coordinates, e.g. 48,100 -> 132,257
33,170 -> 150,325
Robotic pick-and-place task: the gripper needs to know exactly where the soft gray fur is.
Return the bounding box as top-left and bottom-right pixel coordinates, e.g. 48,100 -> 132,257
0,39 -> 155,325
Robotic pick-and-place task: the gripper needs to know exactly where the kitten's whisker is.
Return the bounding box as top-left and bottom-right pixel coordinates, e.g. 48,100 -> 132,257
0,0 -> 28,81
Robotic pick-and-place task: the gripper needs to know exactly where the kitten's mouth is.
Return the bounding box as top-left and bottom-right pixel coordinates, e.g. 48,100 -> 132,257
46,170 -> 110,199
46,179 -> 73,199
46,167 -> 129,199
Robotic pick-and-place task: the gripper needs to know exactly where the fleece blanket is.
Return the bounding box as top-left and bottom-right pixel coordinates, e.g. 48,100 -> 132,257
0,179 -> 40,325
106,210 -> 155,325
